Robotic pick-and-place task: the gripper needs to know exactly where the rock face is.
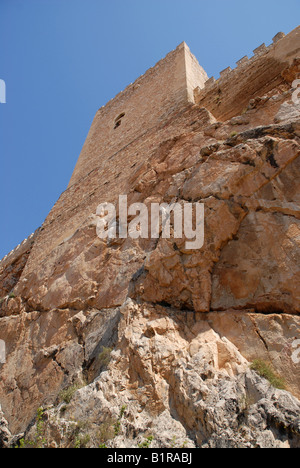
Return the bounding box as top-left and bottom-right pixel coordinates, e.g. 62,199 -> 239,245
0,28 -> 300,448
22,302 -> 300,449
0,230 -> 38,301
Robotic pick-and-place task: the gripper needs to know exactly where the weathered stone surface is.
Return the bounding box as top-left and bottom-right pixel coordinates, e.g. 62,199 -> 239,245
212,211 -> 300,314
22,301 -> 300,448
0,405 -> 12,448
0,307 -> 121,434
194,26 -> 300,121
0,230 -> 38,299
275,102 -> 300,123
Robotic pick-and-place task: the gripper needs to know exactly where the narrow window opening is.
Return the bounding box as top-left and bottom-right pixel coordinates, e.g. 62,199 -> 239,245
114,112 -> 125,130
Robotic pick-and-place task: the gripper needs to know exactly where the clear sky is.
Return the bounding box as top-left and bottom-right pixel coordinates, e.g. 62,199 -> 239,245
0,0 -> 299,259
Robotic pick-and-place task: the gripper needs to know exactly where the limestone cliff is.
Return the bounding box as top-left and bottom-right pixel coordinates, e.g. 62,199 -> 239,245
0,28 -> 300,449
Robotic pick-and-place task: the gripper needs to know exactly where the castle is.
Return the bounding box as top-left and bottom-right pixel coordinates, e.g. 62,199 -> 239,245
0,26 -> 299,447
0,27 -> 299,279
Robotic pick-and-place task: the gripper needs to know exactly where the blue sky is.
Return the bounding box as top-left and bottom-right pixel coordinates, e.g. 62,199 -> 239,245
0,0 -> 299,259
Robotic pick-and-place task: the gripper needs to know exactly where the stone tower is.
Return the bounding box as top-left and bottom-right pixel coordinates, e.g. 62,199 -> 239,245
69,42 -> 208,187
19,43 -> 208,281
0,27 -> 300,446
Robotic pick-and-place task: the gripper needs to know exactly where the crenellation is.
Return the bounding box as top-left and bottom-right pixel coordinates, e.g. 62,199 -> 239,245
0,230 -> 39,269
68,41 -> 208,189
99,43 -> 193,111
220,66 -> 232,78
273,31 -> 286,43
194,25 -> 299,121
236,56 -> 249,67
204,77 -> 216,88
196,27 -> 298,103
253,43 -> 267,55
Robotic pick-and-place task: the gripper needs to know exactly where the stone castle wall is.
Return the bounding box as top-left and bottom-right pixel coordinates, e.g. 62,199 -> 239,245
68,42 -> 208,187
194,26 -> 300,121
0,230 -> 39,298
1,27 -> 299,288
16,43 -> 208,279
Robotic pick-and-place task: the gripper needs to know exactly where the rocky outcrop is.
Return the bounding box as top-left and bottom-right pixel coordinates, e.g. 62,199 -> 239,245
0,406 -> 12,448
18,301 -> 300,448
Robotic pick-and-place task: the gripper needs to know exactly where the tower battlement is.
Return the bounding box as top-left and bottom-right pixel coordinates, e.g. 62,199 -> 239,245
69,26 -> 299,188
194,26 -> 300,121
68,42 -> 208,187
